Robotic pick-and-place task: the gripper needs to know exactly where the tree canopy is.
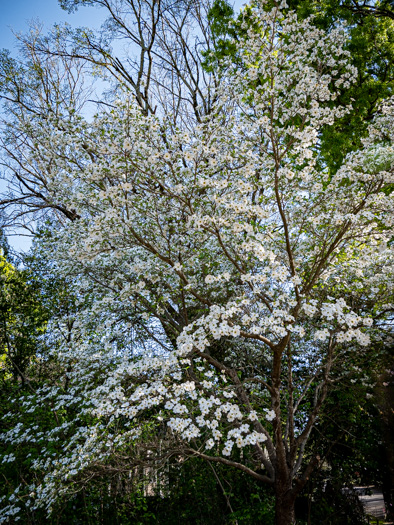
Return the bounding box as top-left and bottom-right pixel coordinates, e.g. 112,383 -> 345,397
0,1 -> 393,524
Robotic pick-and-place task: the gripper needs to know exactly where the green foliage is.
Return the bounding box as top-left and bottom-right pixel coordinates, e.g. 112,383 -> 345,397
201,0 -> 237,72
203,0 -> 394,173
294,341 -> 392,523
0,253 -> 48,385
312,2 -> 394,172
123,459 -> 275,525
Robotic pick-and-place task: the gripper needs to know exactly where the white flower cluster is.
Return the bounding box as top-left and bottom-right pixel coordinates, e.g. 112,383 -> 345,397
1,0 -> 392,520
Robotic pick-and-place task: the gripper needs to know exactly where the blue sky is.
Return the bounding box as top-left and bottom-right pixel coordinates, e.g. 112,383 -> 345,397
1,0 -> 106,52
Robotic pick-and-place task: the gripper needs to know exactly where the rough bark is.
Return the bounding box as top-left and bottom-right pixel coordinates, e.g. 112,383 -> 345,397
275,479 -> 296,525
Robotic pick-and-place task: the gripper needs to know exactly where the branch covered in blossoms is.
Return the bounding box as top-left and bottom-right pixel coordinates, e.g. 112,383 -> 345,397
0,1 -> 393,523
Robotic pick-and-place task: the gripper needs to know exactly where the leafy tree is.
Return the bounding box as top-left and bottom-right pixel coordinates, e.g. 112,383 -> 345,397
0,252 -> 47,386
0,2 -> 393,525
205,0 -> 394,173
203,2 -> 394,515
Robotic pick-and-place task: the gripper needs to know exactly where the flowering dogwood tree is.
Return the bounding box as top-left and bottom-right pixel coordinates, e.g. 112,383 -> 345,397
1,1 -> 393,524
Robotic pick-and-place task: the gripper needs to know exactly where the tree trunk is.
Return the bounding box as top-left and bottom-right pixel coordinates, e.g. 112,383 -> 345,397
275,482 -> 296,525
380,373 -> 394,520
